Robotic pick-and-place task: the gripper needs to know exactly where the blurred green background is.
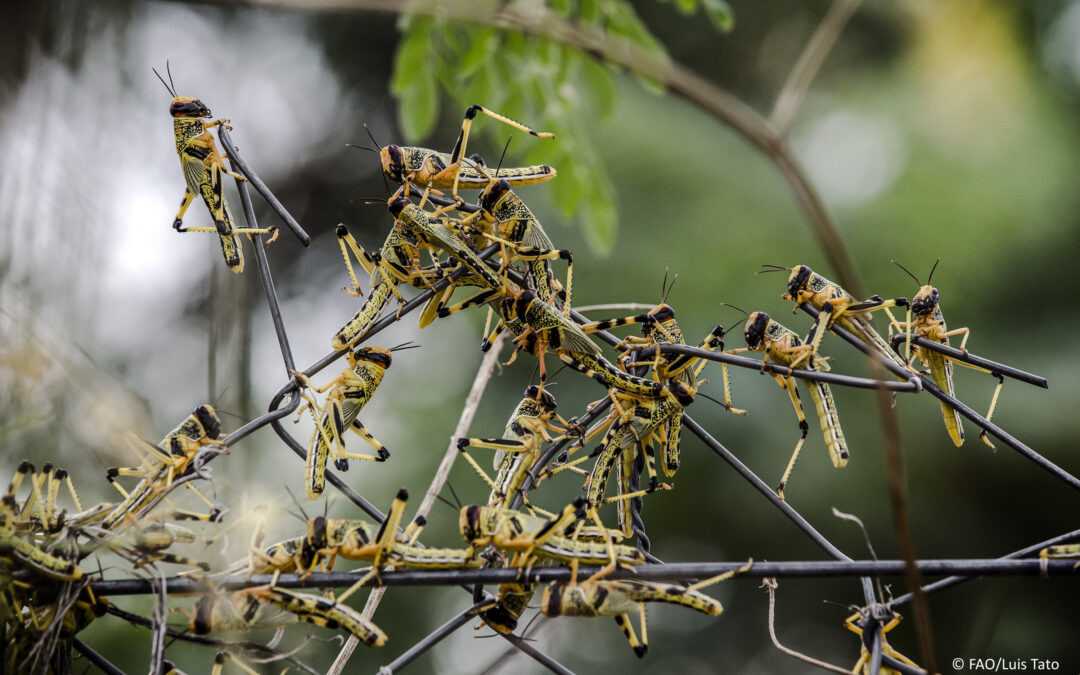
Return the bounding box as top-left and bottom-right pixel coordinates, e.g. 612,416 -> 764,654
2,0 -> 1079,672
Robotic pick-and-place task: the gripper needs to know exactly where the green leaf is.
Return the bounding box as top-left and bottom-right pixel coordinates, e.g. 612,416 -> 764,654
703,0 -> 735,32
399,72 -> 438,142
580,57 -> 617,118
457,28 -> 497,80
579,0 -> 601,23
459,60 -> 497,110
391,21 -> 440,141
675,0 -> 697,14
391,20 -> 432,95
550,153 -> 584,219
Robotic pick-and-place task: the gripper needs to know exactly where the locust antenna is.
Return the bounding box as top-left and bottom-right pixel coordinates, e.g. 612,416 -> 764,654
495,137 -> 512,178
345,143 -> 379,154
152,67 -> 175,97
890,260 -> 921,286
927,258 -> 941,285
444,481 -> 464,510
363,122 -> 383,150
661,268 -> 679,304
758,264 -> 789,274
720,302 -> 749,318
166,60 -> 175,95
549,362 -> 571,381
433,492 -> 459,513
284,485 -> 310,522
364,122 -> 390,195
285,509 -> 306,524
698,391 -> 736,412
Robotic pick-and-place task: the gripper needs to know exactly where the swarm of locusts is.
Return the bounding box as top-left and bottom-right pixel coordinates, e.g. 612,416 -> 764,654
2,66 -> 1062,674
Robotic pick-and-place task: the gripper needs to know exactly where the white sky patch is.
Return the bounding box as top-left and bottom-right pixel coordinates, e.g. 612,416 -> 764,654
794,109 -> 907,210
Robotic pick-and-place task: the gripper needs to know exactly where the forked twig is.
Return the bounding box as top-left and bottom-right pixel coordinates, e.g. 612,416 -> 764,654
762,578 -> 850,674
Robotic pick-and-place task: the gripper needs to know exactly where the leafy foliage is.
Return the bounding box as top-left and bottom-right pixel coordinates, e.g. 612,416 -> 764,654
389,0 -> 733,255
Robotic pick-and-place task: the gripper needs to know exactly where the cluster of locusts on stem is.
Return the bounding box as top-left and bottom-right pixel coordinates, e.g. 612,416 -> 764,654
2,63 -> 1073,675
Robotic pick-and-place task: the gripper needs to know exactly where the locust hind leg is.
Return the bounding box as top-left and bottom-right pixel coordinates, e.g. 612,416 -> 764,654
342,420 -> 391,465
5,460 -> 34,505
577,309 -> 659,336
200,170 -> 244,273
305,399 -> 345,499
448,105 -> 554,200
335,224 -> 380,296
776,377 -> 809,501
173,188 -> 196,230
436,288 -> 501,322
613,613 -> 647,658
336,489 -> 409,604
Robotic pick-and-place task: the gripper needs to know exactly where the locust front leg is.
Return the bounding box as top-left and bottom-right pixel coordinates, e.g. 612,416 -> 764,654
944,326 -> 971,353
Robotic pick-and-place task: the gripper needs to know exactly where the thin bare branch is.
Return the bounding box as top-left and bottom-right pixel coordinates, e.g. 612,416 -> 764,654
327,333 -> 507,675
770,0 -> 863,136
762,579 -> 850,674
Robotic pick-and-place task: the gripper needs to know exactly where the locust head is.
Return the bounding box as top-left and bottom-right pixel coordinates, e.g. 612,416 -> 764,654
193,404 -> 222,440
169,96 -> 212,118
459,505 -> 494,544
668,380 -> 696,406
524,384 -> 558,413
307,516 -> 328,551
351,346 -> 393,370
744,311 -> 771,351
782,264 -> 815,303
909,285 -> 940,316
480,178 -> 513,214
893,260 -> 942,317
380,145 -> 407,182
